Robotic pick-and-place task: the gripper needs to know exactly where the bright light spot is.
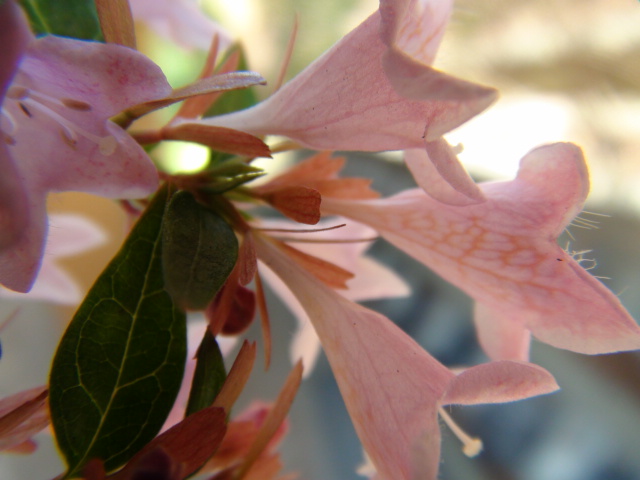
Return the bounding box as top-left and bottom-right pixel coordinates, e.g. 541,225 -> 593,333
446,95 -> 573,180
154,141 -> 209,174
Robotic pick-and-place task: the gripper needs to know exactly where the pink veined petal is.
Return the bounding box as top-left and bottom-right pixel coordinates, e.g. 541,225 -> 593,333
0,0 -> 31,252
254,233 -> 560,480
378,0 -> 452,65
0,257 -> 81,305
42,214 -> 106,257
0,214 -> 106,304
441,361 -> 558,406
0,386 -> 49,452
19,36 -> 171,117
404,140 -> 485,206
473,303 -> 531,361
177,8 -> 495,151
258,217 -> 410,300
253,218 -> 409,377
322,143 -> 640,358
347,256 -> 411,300
0,197 -> 46,292
258,263 -> 322,376
1,36 -> 171,292
130,0 -> 233,51
254,233 -> 451,480
0,143 -> 28,252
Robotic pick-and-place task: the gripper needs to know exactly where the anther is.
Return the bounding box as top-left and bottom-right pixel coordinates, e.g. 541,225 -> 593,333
19,103 -> 33,118
21,98 -> 116,156
438,407 -> 483,457
61,98 -> 93,111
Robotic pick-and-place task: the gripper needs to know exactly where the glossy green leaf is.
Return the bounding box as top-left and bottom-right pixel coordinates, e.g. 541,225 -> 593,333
162,191 -> 239,310
185,329 -> 227,416
18,0 -> 103,41
49,186 -> 187,478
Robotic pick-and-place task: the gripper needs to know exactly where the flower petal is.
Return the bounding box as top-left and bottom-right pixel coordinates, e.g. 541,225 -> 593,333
180,7 -> 494,151
322,143 -> 640,358
130,0 -> 233,51
254,233 -> 453,480
473,303 -> 531,361
441,361 -> 558,406
0,0 -> 31,252
0,386 -> 49,452
404,140 -> 485,206
1,36 -> 170,292
0,214 -> 106,304
379,0 -> 452,65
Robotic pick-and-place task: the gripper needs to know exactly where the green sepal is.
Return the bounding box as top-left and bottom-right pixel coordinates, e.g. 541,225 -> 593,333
205,159 -> 265,194
49,186 -> 187,478
18,0 -> 103,41
185,328 -> 227,416
162,191 -> 239,310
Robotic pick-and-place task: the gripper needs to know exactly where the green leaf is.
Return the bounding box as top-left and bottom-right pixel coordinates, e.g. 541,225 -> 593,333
162,191 -> 239,310
49,186 -> 187,478
18,0 -> 103,41
204,44 -> 260,118
185,329 -> 227,416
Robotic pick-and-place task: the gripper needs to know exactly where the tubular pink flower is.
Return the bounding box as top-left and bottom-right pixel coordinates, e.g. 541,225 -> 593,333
172,0 -> 496,151
130,0 -> 233,51
253,232 -> 558,480
256,218 -> 410,375
0,0 -> 31,252
0,214 -> 106,305
322,143 -> 640,360
0,22 -> 172,292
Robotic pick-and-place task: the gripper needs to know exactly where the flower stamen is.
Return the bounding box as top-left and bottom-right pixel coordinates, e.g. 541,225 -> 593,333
4,83 -> 116,155
438,407 -> 483,457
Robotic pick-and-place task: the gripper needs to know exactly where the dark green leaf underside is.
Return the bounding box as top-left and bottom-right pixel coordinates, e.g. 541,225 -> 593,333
49,186 -> 186,478
162,191 -> 239,310
18,0 -> 103,41
186,329 -> 226,416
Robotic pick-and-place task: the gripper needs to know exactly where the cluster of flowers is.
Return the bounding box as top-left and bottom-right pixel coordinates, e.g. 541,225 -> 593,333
1,0 -> 639,479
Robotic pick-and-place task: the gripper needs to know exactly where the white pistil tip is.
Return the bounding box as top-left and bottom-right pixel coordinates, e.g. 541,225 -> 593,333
462,437 -> 483,458
438,407 -> 483,458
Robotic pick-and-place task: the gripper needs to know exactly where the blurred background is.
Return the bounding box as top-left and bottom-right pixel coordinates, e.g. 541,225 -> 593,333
1,0 -> 639,479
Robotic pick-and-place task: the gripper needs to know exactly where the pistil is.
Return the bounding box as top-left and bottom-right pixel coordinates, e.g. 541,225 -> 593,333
438,407 -> 483,457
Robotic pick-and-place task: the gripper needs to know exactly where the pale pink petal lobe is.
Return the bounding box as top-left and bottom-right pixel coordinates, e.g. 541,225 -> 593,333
473,303 -> 531,361
442,361 -> 559,406
405,140 -> 485,206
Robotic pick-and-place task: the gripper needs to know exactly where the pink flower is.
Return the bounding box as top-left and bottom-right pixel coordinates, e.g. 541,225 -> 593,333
256,218 -> 410,375
0,11 -> 172,293
253,232 -> 559,480
130,0 -> 233,51
172,0 -> 496,152
0,0 -> 30,252
0,386 -> 49,453
322,143 -> 640,360
0,214 -> 106,305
